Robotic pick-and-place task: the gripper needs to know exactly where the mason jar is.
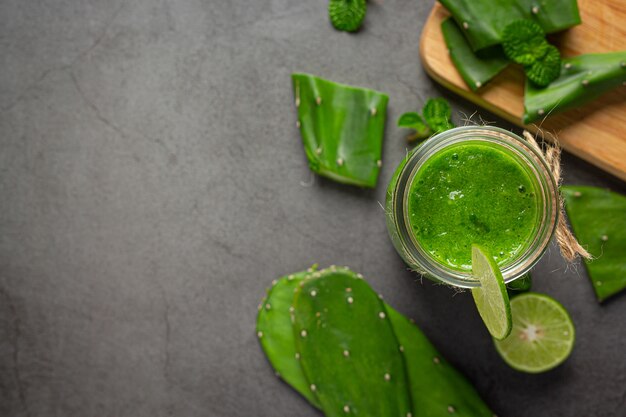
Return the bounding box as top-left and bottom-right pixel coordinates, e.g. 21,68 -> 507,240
385,126 -> 559,288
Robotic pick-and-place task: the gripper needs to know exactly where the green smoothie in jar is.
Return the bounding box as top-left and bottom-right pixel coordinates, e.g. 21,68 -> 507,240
386,127 -> 558,288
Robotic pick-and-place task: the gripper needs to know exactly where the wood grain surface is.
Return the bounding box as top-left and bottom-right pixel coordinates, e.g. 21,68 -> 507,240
420,1 -> 626,182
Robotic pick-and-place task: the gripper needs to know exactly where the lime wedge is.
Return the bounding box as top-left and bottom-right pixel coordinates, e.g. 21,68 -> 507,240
494,293 -> 575,373
471,245 -> 512,340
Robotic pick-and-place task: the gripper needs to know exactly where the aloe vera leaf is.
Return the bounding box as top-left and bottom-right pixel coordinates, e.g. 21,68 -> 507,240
441,18 -> 509,91
523,52 -> 626,124
293,268 -> 412,417
386,306 -> 494,417
292,73 -> 389,188
439,0 -> 581,52
256,270 -> 321,408
562,186 -> 626,302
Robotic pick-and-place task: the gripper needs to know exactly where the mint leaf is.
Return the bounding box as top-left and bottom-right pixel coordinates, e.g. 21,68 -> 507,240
502,20 -> 549,66
329,0 -> 367,32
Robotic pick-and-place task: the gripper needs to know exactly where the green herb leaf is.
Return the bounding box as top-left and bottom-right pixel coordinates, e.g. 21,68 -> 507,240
526,45 -> 562,87
328,0 -> 367,32
423,98 -> 452,122
423,98 -> 454,132
502,20 -> 549,65
397,112 -> 426,128
397,112 -> 432,141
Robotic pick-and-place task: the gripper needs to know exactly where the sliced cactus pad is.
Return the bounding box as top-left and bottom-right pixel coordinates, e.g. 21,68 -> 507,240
292,73 -> 388,188
256,266 -> 494,416
524,52 -> 626,124
441,18 -> 509,91
562,186 -> 626,302
439,0 -> 580,51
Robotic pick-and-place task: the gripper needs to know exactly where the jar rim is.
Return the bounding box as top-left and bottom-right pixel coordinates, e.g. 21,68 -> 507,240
391,126 -> 559,288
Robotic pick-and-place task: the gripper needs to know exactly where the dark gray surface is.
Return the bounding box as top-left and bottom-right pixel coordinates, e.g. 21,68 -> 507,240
1,1 -> 625,416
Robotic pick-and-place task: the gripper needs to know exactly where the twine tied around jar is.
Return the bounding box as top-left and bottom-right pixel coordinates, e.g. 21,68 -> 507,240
522,130 -> 591,262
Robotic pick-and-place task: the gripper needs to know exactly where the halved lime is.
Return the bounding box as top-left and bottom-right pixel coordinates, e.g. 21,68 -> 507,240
471,245 -> 512,340
494,293 -> 575,373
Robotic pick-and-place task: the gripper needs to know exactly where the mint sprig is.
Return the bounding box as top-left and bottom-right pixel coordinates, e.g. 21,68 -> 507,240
398,98 -> 454,142
526,45 -> 561,87
329,0 -> 367,32
501,20 -> 562,88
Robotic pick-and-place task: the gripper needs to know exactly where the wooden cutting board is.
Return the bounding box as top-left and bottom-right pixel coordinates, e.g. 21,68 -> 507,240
420,1 -> 626,182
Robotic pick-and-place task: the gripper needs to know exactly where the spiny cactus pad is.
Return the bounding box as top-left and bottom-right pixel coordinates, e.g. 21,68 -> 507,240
293,268 -> 412,416
523,51 -> 626,124
292,73 -> 389,188
256,267 -> 495,416
256,270 -> 321,407
562,186 -> 626,302
386,306 -> 493,417
439,0 -> 580,51
441,18 -> 509,91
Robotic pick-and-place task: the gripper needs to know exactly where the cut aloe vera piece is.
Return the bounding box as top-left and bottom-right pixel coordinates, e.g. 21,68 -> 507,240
494,293 -> 575,373
471,245 -> 512,340
562,186 -> 626,302
439,0 -> 581,51
441,17 -> 510,91
292,73 -> 388,188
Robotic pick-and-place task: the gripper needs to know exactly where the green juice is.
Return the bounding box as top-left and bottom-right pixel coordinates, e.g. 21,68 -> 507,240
407,141 -> 540,271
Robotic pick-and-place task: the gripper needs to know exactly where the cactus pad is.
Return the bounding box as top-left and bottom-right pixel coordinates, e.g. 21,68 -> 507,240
256,267 -> 495,416
439,0 -> 580,51
256,270 -> 321,407
524,51 -> 626,124
292,73 -> 389,188
441,18 -> 509,91
386,306 -> 493,417
562,186 -> 626,302
292,268 -> 412,416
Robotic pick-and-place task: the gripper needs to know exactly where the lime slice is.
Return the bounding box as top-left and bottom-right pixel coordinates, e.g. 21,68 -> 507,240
494,293 -> 575,373
471,245 -> 512,340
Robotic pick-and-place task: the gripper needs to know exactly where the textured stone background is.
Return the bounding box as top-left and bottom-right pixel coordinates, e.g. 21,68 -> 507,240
0,1 -> 625,416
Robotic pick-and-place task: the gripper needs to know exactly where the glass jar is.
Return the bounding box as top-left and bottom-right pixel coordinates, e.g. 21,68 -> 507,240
385,126 -> 558,288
